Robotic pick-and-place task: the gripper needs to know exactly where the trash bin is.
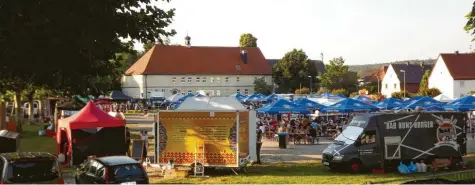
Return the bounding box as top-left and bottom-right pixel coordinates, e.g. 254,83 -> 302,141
256,142 -> 263,163
278,132 -> 287,149
0,130 -> 20,153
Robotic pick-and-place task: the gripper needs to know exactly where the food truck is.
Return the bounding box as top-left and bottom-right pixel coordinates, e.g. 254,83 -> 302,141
322,112 -> 468,172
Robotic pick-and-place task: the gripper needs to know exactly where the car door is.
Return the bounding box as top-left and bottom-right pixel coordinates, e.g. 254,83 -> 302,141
77,160 -> 92,184
358,130 -> 381,169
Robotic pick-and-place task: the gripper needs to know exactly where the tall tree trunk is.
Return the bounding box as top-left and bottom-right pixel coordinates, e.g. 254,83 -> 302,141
14,89 -> 22,132
0,101 -> 5,130
38,100 -> 44,122
27,90 -> 35,124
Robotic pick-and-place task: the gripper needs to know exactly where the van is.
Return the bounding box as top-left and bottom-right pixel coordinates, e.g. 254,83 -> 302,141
23,101 -> 39,118
322,112 -> 467,172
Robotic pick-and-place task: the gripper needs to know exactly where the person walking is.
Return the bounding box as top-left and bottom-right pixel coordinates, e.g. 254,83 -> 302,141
140,131 -> 149,164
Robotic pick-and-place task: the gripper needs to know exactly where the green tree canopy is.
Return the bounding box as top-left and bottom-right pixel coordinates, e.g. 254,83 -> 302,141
253,78 -> 273,95
320,57 -> 354,90
239,33 -> 258,47
272,49 -> 317,92
419,70 -> 431,92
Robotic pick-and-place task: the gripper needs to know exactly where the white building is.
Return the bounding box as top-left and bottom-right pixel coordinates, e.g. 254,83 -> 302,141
121,36 -> 273,99
381,63 -> 431,97
429,52 -> 475,99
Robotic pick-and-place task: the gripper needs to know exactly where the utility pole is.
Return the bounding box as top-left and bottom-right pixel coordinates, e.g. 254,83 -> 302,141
400,70 -> 406,98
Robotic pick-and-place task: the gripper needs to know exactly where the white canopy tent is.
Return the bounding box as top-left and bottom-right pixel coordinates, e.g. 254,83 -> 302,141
176,97 -> 247,111
433,94 -> 453,103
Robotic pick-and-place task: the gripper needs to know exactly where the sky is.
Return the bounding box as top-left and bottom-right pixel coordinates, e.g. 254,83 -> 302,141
140,0 -> 475,65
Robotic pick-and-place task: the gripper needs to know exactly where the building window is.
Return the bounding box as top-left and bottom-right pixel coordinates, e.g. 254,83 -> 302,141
385,84 -> 388,89
216,77 -> 220,83
393,84 -> 396,89
236,77 -> 240,82
460,80 -> 465,88
225,89 -> 229,96
244,89 -> 249,95
225,77 -> 229,83
196,77 -> 200,83
202,77 -> 207,83
181,77 -> 185,83
154,89 -> 159,92
264,77 -> 267,82
161,89 -> 165,92
216,90 -> 221,96
187,90 -> 192,94
237,89 -> 240,93
210,77 -> 214,83
188,77 -> 192,83
172,77 -> 176,83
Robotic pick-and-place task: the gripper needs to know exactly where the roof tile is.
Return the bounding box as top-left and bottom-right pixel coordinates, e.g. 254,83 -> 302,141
440,53 -> 475,80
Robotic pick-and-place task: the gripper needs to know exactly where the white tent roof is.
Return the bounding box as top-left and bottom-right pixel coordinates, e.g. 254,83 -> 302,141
433,94 -> 453,102
176,97 -> 247,111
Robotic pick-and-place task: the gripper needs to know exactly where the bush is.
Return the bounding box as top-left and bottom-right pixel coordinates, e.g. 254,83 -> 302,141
349,92 -> 359,98
468,91 -> 475,95
316,89 -> 330,94
391,91 -> 411,99
331,88 -> 349,97
418,88 -> 441,97
295,87 -> 310,94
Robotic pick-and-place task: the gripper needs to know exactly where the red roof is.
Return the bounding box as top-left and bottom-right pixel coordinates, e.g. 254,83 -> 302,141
125,45 -> 272,75
439,53 -> 475,80
58,102 -> 125,130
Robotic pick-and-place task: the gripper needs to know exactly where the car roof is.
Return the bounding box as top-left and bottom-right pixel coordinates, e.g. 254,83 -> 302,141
0,152 -> 56,161
95,156 -> 139,166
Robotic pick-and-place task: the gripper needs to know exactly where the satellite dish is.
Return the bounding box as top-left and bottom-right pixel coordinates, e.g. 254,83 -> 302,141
236,65 -> 241,70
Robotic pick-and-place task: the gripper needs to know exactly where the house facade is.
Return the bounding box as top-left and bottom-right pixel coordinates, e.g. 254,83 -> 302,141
428,52 -> 475,99
121,37 -> 273,99
381,63 -> 431,97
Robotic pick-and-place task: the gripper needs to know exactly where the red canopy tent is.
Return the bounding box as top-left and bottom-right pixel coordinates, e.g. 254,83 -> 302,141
56,102 -> 126,166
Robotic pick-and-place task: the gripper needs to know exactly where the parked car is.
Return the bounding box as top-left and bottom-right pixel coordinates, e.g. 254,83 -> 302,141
75,156 -> 149,184
0,152 -> 65,184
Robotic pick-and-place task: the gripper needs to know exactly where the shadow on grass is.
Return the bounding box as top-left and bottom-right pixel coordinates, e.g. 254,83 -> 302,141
19,124 -> 57,154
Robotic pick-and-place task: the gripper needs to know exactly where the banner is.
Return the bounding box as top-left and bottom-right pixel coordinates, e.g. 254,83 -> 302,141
238,112 -> 249,158
158,112 -> 240,167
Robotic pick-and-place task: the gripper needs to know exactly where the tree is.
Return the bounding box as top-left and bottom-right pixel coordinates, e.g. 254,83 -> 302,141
253,78 -> 272,95
320,57 -> 354,90
272,49 -> 317,92
0,0 -> 176,131
419,88 -> 441,97
239,33 -> 258,47
465,4 -> 475,42
419,70 -> 431,92
295,88 -> 310,94
332,88 -> 349,97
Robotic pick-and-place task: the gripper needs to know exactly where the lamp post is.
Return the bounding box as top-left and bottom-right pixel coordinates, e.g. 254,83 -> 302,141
308,76 -> 313,94
400,70 -> 406,98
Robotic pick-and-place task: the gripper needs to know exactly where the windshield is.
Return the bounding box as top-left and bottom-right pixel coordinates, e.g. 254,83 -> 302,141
334,126 -> 364,145
6,160 -> 59,183
110,164 -> 146,181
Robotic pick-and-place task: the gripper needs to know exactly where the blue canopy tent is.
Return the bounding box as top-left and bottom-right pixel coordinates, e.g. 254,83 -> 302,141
264,93 -> 279,102
166,94 -> 184,102
177,93 -> 195,102
404,97 -> 443,110
402,96 -> 425,105
293,98 -> 326,110
257,99 -> 310,114
424,105 -> 445,111
320,98 -> 379,113
195,94 -> 205,97
308,92 -> 346,106
374,98 -> 404,110
243,94 -> 266,103
443,96 -> 475,112
352,95 -> 376,104
336,94 -> 347,98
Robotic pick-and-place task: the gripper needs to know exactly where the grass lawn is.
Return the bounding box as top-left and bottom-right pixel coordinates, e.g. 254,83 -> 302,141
19,123 -> 57,154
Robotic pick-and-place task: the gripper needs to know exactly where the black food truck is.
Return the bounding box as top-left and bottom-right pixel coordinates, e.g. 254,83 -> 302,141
322,112 -> 467,172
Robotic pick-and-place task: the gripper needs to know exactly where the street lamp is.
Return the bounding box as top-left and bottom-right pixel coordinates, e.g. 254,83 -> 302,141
400,70 -> 406,98
308,76 -> 313,94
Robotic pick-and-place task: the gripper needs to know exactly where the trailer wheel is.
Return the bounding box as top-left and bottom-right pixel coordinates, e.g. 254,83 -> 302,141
349,159 -> 362,173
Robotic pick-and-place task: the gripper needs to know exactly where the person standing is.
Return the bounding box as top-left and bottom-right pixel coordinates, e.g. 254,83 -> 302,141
141,131 -> 149,163
125,127 -> 131,156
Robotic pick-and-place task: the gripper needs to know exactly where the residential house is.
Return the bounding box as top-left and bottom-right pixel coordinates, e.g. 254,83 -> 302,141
428,52 -> 475,99
122,36 -> 273,98
381,63 -> 432,97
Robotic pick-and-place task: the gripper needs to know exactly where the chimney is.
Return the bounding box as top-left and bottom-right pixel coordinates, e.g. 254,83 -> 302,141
184,35 -> 191,47
240,50 -> 248,64
406,61 -> 410,65
455,50 -> 459,55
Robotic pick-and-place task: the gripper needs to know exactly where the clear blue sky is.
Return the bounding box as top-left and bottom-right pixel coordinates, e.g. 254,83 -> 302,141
141,0 -> 474,65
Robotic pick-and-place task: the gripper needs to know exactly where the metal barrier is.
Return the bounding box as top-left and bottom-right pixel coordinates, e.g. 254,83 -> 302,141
370,169 -> 475,184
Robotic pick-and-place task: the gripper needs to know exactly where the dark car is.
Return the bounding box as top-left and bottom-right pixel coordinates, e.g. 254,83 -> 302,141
0,152 -> 65,184
75,156 -> 149,184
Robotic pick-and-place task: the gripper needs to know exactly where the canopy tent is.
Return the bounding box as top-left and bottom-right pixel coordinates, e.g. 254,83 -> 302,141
176,97 -> 247,111
321,98 -> 379,113
402,96 -> 425,105
166,94 -> 185,102
195,94 -> 205,97
433,94 -> 453,103
423,105 -> 445,111
230,93 -> 247,99
74,95 -> 95,104
257,99 -> 310,114
177,93 -> 195,102
293,98 -> 326,110
264,93 -> 279,102
108,91 -> 132,101
308,92 -> 345,106
443,96 -> 475,112
404,97 -> 443,110
352,95 -> 376,104
374,98 -> 404,110
58,102 -> 124,130
243,94 -> 266,103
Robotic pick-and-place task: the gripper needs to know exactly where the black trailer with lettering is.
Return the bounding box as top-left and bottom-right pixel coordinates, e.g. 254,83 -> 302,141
322,112 -> 467,172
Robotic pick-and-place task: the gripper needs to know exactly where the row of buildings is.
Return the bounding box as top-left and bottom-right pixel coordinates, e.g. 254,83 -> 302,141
376,51 -> 475,99
121,36 -> 325,98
